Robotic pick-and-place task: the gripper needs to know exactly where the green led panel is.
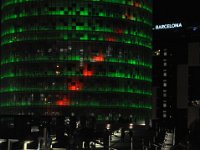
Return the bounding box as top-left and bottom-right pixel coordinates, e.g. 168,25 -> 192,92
0,55 -> 152,68
1,0 -> 152,122
1,0 -> 152,13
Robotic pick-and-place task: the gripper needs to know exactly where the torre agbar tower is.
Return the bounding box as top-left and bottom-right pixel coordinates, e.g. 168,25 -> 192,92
1,0 -> 152,123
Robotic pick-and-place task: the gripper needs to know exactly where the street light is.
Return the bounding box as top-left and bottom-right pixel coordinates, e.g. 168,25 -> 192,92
129,123 -> 134,129
50,141 -> 58,149
129,123 -> 134,150
105,123 -> 111,150
0,139 -> 7,149
0,139 -> 7,144
106,123 -> 111,130
23,140 -> 33,150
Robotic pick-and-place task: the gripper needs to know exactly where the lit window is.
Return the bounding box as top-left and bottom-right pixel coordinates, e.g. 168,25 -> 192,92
163,111 -> 167,118
163,93 -> 167,97
163,72 -> 167,76
163,103 -> 167,107
163,62 -> 167,66
164,52 -> 167,56
163,83 -> 167,87
154,49 -> 160,56
163,114 -> 167,118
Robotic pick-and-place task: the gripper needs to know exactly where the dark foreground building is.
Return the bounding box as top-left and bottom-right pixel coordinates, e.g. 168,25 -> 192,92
0,0 -> 152,124
152,21 -> 200,147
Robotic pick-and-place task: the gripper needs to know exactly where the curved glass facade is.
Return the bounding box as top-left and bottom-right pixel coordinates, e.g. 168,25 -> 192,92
1,0 -> 152,122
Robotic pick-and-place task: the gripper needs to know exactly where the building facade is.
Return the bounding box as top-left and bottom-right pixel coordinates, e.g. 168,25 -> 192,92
153,22 -> 200,142
177,42 -> 200,127
1,0 -> 152,123
153,25 -> 187,122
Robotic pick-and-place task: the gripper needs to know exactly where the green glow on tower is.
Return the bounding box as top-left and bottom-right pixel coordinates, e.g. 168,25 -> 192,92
1,0 -> 152,122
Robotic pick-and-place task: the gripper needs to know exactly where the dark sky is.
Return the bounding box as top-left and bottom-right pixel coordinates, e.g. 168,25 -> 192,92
153,0 -> 199,25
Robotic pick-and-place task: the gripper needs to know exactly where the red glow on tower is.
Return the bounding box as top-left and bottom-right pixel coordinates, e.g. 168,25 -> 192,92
83,64 -> 93,76
106,37 -> 116,42
124,13 -> 131,19
68,80 -> 83,91
92,51 -> 104,62
115,29 -> 124,34
56,97 -> 71,106
134,3 -> 141,7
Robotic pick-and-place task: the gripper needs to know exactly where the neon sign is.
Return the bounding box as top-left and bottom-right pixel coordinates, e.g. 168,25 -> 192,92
154,23 -> 182,30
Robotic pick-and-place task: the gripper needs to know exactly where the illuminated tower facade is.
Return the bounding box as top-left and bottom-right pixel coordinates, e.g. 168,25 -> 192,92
1,0 -> 152,123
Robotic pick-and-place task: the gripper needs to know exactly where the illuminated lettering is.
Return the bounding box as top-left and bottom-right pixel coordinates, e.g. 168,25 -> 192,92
154,23 -> 182,30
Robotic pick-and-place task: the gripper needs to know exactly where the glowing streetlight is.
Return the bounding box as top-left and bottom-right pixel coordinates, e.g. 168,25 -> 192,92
106,123 -> 111,130
23,140 -> 33,150
0,139 -> 7,144
129,123 -> 134,150
50,141 -> 58,149
129,123 -> 134,129
0,139 -> 7,149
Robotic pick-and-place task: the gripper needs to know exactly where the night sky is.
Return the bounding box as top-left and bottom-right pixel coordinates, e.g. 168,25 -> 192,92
153,0 -> 199,25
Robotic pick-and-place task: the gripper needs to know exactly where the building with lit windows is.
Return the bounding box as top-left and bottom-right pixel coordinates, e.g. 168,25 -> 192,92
153,22 -> 200,143
152,23 -> 187,127
0,0 -> 152,123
